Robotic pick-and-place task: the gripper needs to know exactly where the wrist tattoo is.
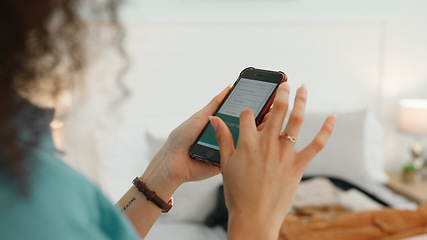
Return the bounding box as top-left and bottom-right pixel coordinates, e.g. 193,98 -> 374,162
121,197 -> 136,212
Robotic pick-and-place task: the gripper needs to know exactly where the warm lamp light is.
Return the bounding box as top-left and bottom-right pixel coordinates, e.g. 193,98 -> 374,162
398,99 -> 427,135
398,98 -> 427,170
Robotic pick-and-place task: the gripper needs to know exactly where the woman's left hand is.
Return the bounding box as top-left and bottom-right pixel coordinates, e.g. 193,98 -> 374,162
140,86 -> 231,193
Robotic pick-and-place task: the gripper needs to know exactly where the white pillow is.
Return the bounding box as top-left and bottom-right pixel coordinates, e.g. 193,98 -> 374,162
297,109 -> 388,193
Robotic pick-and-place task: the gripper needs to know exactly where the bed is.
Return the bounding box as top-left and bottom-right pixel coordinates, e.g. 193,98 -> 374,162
95,108 -> 424,239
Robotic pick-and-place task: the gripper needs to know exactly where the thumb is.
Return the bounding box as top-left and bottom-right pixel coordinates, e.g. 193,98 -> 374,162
209,116 -> 234,171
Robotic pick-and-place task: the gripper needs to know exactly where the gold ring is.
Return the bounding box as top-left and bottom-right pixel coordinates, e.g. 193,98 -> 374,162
281,132 -> 298,143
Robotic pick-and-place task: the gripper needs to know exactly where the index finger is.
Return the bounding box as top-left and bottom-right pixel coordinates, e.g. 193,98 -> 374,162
237,107 -> 257,144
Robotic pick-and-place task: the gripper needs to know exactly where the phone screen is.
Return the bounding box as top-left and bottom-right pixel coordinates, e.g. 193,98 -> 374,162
196,78 -> 277,150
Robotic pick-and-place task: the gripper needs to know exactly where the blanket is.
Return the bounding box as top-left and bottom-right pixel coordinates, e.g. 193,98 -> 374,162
279,203 -> 427,240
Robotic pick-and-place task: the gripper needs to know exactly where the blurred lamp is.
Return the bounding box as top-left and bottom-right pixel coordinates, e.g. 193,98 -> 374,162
398,98 -> 427,170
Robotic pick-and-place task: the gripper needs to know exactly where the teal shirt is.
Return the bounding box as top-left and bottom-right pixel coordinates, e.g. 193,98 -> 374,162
0,139 -> 140,240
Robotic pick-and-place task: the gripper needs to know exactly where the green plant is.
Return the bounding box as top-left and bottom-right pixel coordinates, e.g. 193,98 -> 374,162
403,163 -> 416,172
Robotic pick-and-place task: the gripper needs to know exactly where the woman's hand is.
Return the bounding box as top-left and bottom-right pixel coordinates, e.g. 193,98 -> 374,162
210,83 -> 336,239
140,86 -> 231,195
119,86 -> 232,238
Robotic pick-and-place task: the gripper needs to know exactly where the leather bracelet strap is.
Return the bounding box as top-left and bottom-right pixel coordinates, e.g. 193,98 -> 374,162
132,177 -> 173,213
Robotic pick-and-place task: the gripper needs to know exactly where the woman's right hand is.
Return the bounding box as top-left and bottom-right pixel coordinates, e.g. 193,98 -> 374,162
209,83 -> 336,239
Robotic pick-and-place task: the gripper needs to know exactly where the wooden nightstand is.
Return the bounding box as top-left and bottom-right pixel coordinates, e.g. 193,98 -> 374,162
386,168 -> 427,204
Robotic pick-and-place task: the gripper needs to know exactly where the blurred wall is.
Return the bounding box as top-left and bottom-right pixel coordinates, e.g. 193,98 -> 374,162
63,0 -> 427,185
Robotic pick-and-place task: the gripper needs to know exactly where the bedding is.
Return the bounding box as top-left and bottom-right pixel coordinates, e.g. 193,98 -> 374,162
205,177 -> 391,231
281,178 -> 427,239
95,109 -> 419,240
205,177 -> 426,240
280,203 -> 427,240
294,177 -> 386,214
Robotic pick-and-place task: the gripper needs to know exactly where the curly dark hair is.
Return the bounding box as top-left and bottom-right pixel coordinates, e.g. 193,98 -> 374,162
0,0 -> 126,196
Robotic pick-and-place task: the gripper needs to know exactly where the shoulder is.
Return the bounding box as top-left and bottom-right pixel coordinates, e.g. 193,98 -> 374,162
0,141 -> 140,240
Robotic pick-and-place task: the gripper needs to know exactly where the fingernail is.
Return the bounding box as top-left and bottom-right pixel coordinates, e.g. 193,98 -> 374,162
209,116 -> 218,130
329,113 -> 337,124
228,84 -> 233,88
299,84 -> 307,93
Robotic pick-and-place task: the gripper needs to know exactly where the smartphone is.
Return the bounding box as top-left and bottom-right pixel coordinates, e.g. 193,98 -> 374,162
189,67 -> 287,166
